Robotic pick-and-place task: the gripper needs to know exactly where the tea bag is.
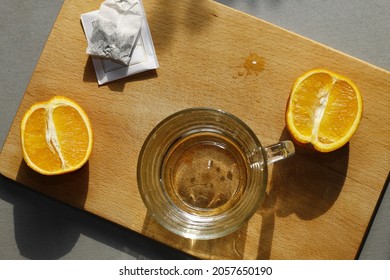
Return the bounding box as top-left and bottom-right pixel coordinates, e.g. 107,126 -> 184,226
86,0 -> 143,65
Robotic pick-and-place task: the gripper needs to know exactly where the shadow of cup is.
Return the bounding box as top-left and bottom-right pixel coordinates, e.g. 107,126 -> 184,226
141,211 -> 248,259
257,128 -> 348,259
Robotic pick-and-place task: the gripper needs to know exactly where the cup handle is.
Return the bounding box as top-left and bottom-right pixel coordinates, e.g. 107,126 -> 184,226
264,140 -> 295,164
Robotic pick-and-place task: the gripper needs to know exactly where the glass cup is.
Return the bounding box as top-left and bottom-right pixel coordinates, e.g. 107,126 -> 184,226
137,108 -> 295,240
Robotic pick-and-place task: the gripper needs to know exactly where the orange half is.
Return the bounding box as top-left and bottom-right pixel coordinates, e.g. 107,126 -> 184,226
286,69 -> 363,152
20,96 -> 93,175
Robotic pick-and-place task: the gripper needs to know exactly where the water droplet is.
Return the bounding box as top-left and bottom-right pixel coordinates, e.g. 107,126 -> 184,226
237,52 -> 265,77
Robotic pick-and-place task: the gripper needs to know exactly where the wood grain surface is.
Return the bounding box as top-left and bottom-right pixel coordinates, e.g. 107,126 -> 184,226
0,0 -> 389,259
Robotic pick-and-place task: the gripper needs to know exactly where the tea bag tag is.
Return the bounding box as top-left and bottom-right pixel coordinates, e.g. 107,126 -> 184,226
86,0 -> 143,65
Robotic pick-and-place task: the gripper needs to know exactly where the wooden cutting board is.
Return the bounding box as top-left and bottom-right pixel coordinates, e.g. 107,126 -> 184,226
1,0 -> 389,259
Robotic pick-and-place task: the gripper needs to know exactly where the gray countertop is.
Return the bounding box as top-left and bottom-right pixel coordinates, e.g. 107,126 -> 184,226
0,0 -> 389,260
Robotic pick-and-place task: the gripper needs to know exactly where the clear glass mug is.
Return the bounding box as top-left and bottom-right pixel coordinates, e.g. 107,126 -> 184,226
137,108 -> 295,240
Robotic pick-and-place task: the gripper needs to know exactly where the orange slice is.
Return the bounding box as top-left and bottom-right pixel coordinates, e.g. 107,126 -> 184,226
21,96 -> 93,175
286,69 -> 363,152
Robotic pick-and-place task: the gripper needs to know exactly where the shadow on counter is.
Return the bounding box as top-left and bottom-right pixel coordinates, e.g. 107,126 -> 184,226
0,175 -> 194,260
257,128 -> 347,259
